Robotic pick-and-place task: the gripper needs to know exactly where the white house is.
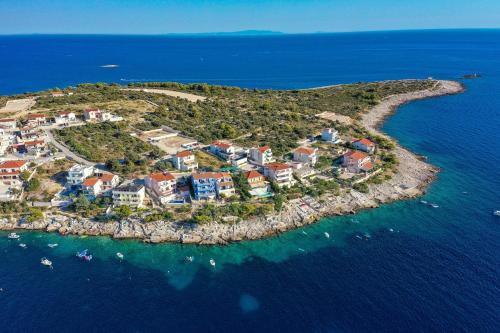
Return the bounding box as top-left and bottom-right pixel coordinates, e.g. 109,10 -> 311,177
54,111 -> 77,125
83,109 -> 122,122
94,171 -> 120,194
112,182 -> 146,208
0,160 -> 28,185
66,164 -> 94,187
249,146 -> 274,165
145,172 -> 177,204
209,141 -> 236,161
173,150 -> 198,171
342,150 -> 373,173
293,147 -> 318,166
81,177 -> 103,198
0,118 -> 17,130
353,138 -> 376,154
26,114 -> 48,127
264,162 -> 295,188
321,128 -> 339,143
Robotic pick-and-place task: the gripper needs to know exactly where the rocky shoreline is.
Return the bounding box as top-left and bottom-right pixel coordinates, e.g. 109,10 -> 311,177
0,80 -> 464,245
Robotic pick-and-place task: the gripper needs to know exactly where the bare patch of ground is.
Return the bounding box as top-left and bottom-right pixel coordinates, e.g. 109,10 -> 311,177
123,88 -> 207,102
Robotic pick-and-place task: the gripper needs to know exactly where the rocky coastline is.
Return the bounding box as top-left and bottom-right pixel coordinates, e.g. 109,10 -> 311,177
0,80 -> 465,245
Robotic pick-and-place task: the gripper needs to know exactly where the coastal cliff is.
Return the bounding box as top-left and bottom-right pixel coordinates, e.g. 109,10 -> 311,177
0,80 -> 464,244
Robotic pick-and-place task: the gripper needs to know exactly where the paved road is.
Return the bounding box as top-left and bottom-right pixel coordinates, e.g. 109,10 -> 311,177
44,129 -> 95,166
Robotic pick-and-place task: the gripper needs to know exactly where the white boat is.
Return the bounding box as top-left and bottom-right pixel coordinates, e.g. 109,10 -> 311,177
302,230 -> 308,236
41,257 -> 52,267
209,259 -> 216,267
19,243 -> 27,249
298,248 -> 305,252
420,200 -> 428,204
116,252 -> 124,260
48,243 -> 58,248
185,256 -> 194,262
8,232 -> 20,239
431,203 -> 439,208
389,228 -> 394,232
494,210 -> 500,216
324,232 -> 330,239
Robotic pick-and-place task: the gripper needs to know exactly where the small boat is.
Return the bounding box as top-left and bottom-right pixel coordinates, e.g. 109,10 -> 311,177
19,243 -> 27,249
76,249 -> 92,261
420,200 -> 428,205
209,259 -> 216,267
41,257 -> 52,267
324,232 -> 330,239
350,219 -> 359,224
302,230 -> 308,236
185,256 -> 194,262
355,235 -> 363,239
388,228 -> 394,232
48,243 -> 58,248
493,210 -> 500,217
430,203 -> 439,208
116,252 -> 124,260
298,248 -> 305,252
8,232 -> 20,239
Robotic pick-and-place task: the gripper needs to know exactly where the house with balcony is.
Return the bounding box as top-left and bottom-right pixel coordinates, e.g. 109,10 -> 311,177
173,150 -> 198,171
264,162 -> 295,188
145,172 -> 177,204
249,146 -> 274,166
81,177 -> 103,199
84,108 -> 122,123
293,147 -> 318,166
353,138 -> 376,154
54,111 -> 77,125
0,118 -> 17,131
66,164 -> 94,187
0,160 -> 28,185
94,171 -> 120,194
209,140 -> 236,161
26,114 -> 48,127
245,170 -> 270,196
112,182 -> 145,208
321,128 -> 339,143
191,172 -> 236,200
342,150 -> 373,173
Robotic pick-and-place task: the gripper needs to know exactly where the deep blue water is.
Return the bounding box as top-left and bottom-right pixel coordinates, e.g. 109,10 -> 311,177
1,30 -> 500,332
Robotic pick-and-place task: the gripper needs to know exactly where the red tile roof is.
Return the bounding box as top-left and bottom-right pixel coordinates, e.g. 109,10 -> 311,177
0,160 -> 27,169
355,138 -> 375,146
149,172 -> 175,182
82,177 -> 100,187
361,161 -> 374,171
344,150 -> 369,161
258,145 -> 271,153
295,147 -> 316,155
99,173 -> 116,182
245,170 -> 263,179
24,140 -> 45,146
0,118 -> 16,122
265,162 -> 291,172
27,114 -> 46,119
176,150 -> 193,158
212,140 -> 232,149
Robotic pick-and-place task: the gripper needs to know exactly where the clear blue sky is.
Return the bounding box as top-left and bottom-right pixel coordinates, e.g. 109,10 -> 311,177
1,0 -> 499,34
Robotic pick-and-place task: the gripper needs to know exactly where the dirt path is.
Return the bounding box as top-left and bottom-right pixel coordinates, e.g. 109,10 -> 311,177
123,88 -> 207,102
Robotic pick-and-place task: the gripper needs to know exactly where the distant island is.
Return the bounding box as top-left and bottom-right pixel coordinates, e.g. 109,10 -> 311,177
0,79 -> 463,244
165,30 -> 285,36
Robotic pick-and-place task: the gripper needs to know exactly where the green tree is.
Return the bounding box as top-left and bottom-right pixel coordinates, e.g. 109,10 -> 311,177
115,205 -> 132,219
26,178 -> 40,192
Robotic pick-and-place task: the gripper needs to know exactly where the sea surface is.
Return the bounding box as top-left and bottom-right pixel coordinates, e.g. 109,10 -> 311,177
1,30 -> 500,332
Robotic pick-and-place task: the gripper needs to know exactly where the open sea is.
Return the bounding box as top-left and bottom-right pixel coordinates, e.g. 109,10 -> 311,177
0,30 -> 499,332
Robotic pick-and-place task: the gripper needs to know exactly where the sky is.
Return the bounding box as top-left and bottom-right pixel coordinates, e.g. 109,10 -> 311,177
0,0 -> 499,34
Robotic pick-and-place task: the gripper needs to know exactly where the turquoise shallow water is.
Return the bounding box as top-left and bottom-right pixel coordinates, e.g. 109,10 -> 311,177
1,31 -> 500,332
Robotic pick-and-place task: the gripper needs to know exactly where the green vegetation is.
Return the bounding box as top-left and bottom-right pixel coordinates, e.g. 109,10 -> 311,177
26,177 -> 41,192
353,182 -> 369,193
26,207 -> 44,222
54,121 -> 160,175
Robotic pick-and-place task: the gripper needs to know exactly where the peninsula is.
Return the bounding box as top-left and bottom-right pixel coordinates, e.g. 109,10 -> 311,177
0,79 -> 464,244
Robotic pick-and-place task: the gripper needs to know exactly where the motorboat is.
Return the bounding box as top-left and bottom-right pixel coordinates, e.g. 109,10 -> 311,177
48,243 -> 58,248
116,252 -> 124,260
209,259 -> 216,267
494,210 -> 500,217
324,232 -> 330,239
8,232 -> 20,239
76,249 -> 93,261
19,243 -> 27,249
430,203 -> 439,208
41,257 -> 52,267
185,256 -> 194,262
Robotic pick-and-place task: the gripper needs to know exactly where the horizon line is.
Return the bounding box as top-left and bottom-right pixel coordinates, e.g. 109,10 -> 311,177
1,27 -> 499,37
